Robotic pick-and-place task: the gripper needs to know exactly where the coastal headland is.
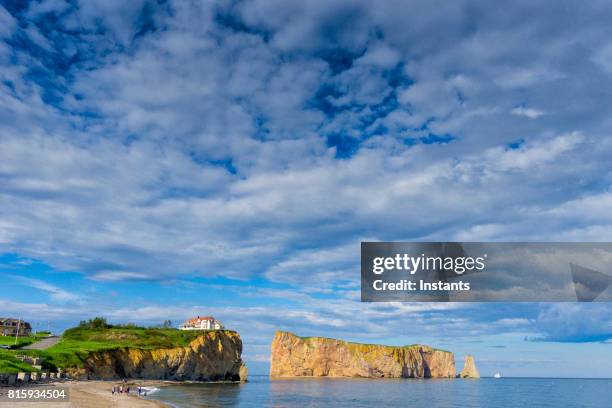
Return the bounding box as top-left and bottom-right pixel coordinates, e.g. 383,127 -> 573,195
0,322 -> 248,383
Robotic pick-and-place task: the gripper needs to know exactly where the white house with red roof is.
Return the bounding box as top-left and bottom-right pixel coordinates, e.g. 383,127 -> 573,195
179,316 -> 224,331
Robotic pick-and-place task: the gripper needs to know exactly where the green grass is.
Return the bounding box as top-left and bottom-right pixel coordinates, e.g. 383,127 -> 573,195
0,350 -> 39,373
0,333 -> 49,348
20,327 -> 236,370
61,326 -> 232,348
294,333 -> 450,353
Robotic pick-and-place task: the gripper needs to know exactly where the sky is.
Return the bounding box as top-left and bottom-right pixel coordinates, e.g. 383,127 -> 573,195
1,0 -> 612,377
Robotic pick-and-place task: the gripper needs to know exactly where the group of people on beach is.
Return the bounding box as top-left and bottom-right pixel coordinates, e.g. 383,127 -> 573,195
111,383 -> 148,397
111,384 -> 130,395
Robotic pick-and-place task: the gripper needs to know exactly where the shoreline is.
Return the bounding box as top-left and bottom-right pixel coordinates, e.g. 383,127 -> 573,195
0,380 -> 173,408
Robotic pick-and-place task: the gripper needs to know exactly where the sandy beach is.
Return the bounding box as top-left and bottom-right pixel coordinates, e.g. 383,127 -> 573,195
0,380 -> 171,408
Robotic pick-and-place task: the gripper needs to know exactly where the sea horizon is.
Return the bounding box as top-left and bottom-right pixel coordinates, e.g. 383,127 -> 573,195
246,374 -> 612,380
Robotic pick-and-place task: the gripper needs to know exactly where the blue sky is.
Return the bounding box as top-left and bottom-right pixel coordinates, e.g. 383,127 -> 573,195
1,0 -> 612,377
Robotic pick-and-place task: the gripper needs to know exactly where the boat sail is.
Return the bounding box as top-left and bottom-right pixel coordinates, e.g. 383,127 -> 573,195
494,372 -> 502,379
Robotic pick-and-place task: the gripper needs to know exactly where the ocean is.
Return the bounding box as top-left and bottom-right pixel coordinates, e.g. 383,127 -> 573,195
147,376 -> 612,407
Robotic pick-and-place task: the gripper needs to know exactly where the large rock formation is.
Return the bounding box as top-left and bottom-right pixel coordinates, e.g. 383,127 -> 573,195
459,355 -> 480,378
65,331 -> 248,381
270,331 -> 455,378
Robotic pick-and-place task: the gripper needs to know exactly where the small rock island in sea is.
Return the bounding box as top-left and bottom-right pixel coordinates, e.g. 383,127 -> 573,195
459,355 -> 480,378
270,331 -> 479,379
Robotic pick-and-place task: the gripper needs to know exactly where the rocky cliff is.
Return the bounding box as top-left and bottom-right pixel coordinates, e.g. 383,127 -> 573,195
66,331 -> 248,381
459,355 -> 480,378
270,331 -> 455,378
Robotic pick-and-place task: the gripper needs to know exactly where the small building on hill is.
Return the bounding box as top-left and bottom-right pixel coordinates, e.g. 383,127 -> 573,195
179,316 -> 224,331
0,318 -> 32,336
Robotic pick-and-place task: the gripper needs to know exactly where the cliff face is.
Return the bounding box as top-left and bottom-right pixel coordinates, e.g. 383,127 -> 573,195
270,331 -> 455,378
66,331 -> 248,381
459,355 -> 480,378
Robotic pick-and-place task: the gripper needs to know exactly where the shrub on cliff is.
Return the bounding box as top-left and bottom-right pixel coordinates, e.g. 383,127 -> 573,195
78,317 -> 110,329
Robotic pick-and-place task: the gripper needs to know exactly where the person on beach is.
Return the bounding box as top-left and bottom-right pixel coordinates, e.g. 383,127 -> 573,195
138,386 -> 141,396
112,385 -> 115,395
119,385 -> 123,394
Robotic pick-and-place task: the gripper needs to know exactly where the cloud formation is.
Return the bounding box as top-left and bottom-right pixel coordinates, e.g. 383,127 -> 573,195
10,275 -> 83,303
1,1 -> 612,358
530,303 -> 612,343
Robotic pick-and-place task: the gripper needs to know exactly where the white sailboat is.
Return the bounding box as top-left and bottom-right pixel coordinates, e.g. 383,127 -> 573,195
493,372 -> 502,379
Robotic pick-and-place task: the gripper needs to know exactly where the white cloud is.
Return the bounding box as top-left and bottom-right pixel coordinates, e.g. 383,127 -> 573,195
531,303 -> 612,342
593,43 -> 612,73
511,106 -> 545,119
0,299 -> 82,319
486,131 -> 584,171
10,276 -> 82,303
0,6 -> 16,38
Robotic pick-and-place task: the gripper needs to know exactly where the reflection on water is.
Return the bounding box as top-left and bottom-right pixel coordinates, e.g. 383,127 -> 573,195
148,376 -> 612,408
148,382 -> 243,407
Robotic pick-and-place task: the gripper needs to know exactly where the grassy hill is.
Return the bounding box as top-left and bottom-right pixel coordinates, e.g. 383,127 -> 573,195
0,326 -> 236,372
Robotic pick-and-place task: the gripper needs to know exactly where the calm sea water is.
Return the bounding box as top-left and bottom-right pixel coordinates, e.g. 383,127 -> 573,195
147,375 -> 612,408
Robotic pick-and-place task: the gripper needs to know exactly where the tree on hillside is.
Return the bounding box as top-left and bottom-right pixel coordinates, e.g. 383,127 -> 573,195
79,317 -> 110,329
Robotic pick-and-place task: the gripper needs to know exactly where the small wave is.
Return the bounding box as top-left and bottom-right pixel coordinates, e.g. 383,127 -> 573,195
139,386 -> 160,395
